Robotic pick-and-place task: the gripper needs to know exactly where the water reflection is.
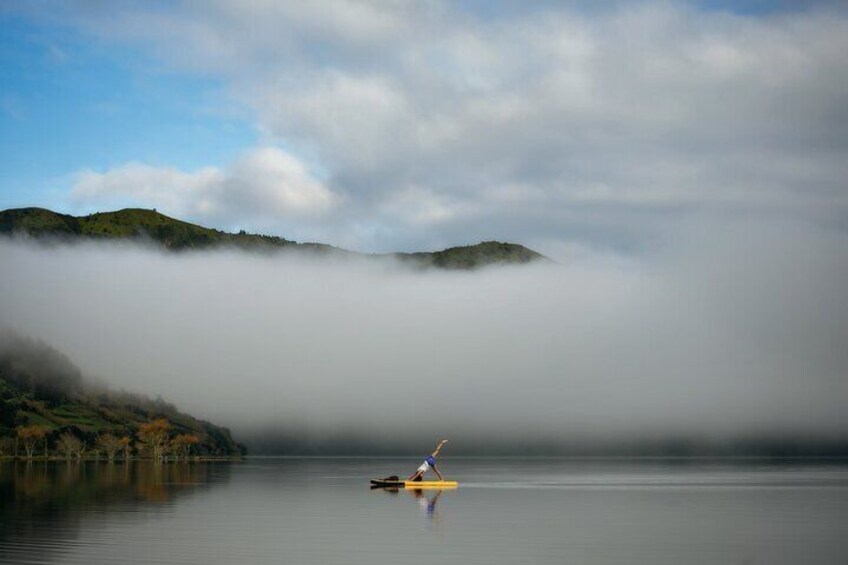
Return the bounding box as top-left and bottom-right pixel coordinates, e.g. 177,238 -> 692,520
0,461 -> 230,564
371,486 -> 448,529
410,488 -> 443,519
2,459 -> 846,565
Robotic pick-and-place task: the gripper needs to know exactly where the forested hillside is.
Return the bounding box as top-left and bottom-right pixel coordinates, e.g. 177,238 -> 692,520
0,331 -> 244,459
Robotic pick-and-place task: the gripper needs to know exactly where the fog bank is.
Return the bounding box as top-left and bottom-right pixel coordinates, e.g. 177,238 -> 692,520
1,215 -> 847,451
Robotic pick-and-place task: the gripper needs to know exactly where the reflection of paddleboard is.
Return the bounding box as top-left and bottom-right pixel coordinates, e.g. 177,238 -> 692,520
370,478 -> 458,488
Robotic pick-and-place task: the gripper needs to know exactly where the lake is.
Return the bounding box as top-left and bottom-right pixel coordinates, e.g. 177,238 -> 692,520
2,458 -> 847,564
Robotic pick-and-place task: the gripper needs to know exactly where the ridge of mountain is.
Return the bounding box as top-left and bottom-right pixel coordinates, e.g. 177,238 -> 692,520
0,207 -> 547,269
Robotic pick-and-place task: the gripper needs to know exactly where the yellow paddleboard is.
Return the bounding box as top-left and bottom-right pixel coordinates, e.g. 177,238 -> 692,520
403,481 -> 457,488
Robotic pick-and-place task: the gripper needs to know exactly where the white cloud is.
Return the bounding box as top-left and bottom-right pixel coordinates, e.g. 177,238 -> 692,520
220,147 -> 338,217
379,186 -> 469,226
23,1 -> 848,253
71,163 -> 223,212
70,147 -> 339,237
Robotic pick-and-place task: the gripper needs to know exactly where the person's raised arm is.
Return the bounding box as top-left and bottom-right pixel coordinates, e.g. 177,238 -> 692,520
431,439 -> 449,458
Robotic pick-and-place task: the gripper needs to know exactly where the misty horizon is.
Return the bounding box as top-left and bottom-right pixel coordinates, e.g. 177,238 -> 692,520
3,210 -> 846,454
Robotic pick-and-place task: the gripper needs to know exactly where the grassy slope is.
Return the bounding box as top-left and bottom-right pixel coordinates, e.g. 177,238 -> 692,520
395,241 -> 545,269
0,207 -> 81,235
0,207 -> 311,251
0,207 -> 545,268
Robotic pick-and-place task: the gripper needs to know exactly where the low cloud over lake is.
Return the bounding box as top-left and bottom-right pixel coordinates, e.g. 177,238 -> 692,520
2,212 -> 846,452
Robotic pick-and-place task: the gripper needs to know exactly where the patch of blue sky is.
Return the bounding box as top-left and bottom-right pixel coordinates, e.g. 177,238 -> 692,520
0,14 -> 255,210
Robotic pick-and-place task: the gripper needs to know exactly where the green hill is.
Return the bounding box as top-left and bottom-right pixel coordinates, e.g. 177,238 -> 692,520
395,241 -> 545,269
0,331 -> 244,458
0,207 -> 546,268
0,207 -> 328,252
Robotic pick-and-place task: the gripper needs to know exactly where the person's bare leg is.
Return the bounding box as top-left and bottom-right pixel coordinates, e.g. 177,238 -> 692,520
433,466 -> 444,481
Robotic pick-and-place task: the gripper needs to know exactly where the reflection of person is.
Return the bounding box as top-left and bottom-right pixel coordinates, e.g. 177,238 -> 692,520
426,489 -> 442,517
411,488 -> 443,518
407,439 -> 448,482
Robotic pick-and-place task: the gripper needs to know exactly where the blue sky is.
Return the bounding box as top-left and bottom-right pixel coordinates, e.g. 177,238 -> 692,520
0,13 -> 254,209
1,1 -> 846,256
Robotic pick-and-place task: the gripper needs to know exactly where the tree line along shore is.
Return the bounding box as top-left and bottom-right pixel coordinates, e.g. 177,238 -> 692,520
1,418 -> 240,462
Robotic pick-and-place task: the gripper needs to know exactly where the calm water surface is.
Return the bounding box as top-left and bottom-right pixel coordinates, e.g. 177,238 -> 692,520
2,458 -> 847,564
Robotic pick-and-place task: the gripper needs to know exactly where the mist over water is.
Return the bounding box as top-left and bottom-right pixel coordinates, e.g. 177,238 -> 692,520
1,215 -> 847,452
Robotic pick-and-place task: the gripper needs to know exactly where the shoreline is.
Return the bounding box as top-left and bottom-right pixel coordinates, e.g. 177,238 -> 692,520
0,455 -> 243,462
